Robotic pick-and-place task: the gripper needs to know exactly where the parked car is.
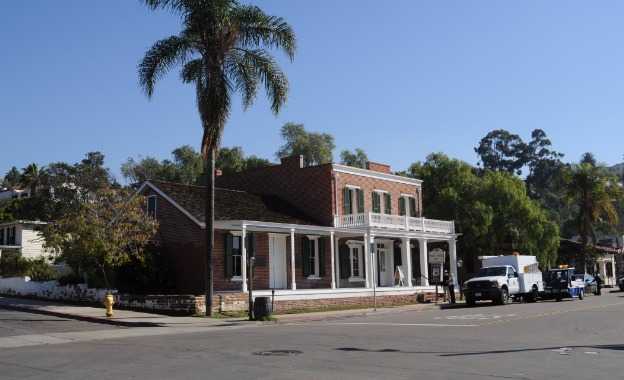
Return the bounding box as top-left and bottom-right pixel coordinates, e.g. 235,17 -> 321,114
618,276 -> 624,291
543,268 -> 585,301
572,273 -> 597,295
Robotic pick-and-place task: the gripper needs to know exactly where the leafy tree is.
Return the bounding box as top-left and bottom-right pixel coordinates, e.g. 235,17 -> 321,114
276,123 -> 334,166
122,145 -> 204,184
340,148 -> 368,168
566,157 -> 621,270
2,167 -> 21,189
216,146 -> 271,175
43,187 -> 158,289
140,0 -> 295,315
475,129 -> 528,175
409,153 -> 559,269
20,163 -> 43,196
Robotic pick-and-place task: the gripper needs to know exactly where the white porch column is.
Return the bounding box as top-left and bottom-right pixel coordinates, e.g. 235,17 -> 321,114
330,231 -> 336,289
334,234 -> 341,288
402,237 -> 412,287
419,238 -> 429,286
241,225 -> 248,293
449,238 -> 458,288
364,233 -> 371,288
290,228 -> 296,290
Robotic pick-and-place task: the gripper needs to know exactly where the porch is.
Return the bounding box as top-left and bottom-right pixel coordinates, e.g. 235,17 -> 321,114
215,219 -> 459,298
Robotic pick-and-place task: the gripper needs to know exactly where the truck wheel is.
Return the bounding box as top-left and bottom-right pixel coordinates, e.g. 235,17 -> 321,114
578,289 -> 584,300
498,288 -> 509,305
527,286 -> 539,303
466,296 -> 475,306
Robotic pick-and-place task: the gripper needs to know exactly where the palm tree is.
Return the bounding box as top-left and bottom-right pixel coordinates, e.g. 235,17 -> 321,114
566,160 -> 619,272
139,0 -> 295,316
20,163 -> 43,197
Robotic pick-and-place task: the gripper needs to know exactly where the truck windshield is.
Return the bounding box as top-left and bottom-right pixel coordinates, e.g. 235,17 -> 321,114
477,267 -> 507,276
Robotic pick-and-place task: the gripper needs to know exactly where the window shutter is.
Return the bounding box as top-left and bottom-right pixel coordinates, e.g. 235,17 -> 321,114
357,189 -> 365,213
343,187 -> 352,214
224,234 -> 233,278
318,238 -> 326,277
384,193 -> 392,214
246,233 -> 255,258
372,192 -> 381,213
302,237 -> 311,277
399,197 -> 406,216
339,244 -> 350,279
409,197 -> 417,217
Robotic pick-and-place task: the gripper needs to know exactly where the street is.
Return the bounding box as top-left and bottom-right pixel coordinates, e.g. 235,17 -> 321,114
1,291 -> 623,380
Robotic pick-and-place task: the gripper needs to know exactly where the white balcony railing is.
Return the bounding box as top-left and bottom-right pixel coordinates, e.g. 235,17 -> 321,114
334,212 -> 455,234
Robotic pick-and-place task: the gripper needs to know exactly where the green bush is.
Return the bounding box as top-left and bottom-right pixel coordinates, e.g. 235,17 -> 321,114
26,258 -> 58,282
57,272 -> 84,286
0,253 -> 57,281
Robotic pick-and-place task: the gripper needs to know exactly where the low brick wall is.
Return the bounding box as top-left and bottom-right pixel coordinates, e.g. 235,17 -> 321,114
273,293 -> 427,313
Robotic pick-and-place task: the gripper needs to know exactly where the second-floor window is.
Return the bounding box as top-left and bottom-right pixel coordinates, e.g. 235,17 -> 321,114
372,191 -> 392,214
0,228 -> 4,245
343,186 -> 364,215
399,195 -> 418,217
7,227 -> 16,245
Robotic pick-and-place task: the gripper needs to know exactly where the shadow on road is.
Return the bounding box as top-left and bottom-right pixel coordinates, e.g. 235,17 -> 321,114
336,344 -> 624,357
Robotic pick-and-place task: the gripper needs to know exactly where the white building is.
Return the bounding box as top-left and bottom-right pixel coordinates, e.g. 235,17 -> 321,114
0,188 -> 30,203
0,221 -> 55,260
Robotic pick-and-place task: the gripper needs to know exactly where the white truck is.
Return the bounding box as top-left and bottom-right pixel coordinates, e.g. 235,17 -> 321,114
463,255 -> 544,306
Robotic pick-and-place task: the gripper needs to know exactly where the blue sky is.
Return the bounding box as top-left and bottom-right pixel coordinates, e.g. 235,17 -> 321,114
2,1 -> 624,181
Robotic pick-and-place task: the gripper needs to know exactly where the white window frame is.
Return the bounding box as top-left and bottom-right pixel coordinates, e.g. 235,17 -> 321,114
229,231 -> 243,281
400,194 -> 417,217
345,185 -> 361,216
147,195 -> 158,219
347,241 -> 364,282
306,235 -> 321,279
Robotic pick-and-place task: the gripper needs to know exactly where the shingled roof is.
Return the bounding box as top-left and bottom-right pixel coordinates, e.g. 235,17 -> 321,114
145,180 -> 319,226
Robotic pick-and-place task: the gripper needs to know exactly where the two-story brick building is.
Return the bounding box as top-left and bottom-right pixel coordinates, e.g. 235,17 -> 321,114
139,155 -> 458,312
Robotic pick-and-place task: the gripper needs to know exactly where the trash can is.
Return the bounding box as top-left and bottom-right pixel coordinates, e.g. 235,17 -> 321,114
253,296 -> 273,319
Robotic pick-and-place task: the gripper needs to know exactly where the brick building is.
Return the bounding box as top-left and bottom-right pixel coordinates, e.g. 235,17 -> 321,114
138,156 -> 458,311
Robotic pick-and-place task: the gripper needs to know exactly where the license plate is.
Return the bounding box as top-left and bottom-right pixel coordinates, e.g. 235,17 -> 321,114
475,292 -> 482,297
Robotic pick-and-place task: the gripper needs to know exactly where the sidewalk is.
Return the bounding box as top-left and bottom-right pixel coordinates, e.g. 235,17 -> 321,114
0,296 -> 245,328
274,302 -> 440,323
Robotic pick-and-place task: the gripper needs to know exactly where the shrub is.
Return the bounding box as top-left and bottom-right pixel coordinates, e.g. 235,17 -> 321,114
57,272 -> 84,286
26,258 -> 58,282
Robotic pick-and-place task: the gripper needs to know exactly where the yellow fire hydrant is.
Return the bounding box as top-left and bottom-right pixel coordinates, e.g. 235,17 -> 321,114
104,293 -> 115,318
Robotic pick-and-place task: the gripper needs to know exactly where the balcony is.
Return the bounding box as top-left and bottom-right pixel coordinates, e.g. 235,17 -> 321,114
334,212 -> 455,234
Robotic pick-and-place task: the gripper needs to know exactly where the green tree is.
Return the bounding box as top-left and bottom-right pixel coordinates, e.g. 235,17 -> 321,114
409,153 -> 559,269
566,156 -> 621,270
43,187 -> 158,289
475,129 -> 528,175
140,0 -> 295,315
2,167 -> 21,189
20,163 -> 44,196
340,148 -> 368,168
216,146 -> 270,175
276,123 -> 334,166
122,145 -> 204,185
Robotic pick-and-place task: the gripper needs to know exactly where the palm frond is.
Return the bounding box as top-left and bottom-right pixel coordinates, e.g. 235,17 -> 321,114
138,35 -> 193,97
180,59 -> 203,84
196,71 -> 231,154
234,5 -> 296,60
232,48 -> 288,114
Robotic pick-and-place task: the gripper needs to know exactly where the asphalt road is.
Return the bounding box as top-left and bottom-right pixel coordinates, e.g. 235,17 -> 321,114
1,291 -> 623,380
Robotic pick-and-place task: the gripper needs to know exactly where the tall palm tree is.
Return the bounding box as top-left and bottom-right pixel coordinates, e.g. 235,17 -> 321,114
20,163 -> 43,197
139,0 -> 295,316
566,161 -> 619,271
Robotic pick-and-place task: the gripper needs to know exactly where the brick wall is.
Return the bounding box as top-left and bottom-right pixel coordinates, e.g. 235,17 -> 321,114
334,172 -> 422,217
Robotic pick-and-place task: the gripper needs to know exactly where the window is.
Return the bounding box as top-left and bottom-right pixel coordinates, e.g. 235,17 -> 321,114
303,236 -> 324,278
224,233 -> 243,279
7,227 -> 16,245
232,236 -> 242,278
399,195 -> 417,217
147,196 -> 157,218
343,186 -> 364,215
348,243 -> 364,281
383,193 -> 392,214
372,190 -> 391,215
0,228 -> 4,245
372,191 -> 381,213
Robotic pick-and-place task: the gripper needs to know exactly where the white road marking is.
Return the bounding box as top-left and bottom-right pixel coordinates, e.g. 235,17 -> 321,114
324,322 -> 479,327
435,313 -> 517,321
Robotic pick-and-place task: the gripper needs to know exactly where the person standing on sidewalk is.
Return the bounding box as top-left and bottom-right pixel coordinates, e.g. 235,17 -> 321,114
595,273 -> 603,296
447,272 -> 456,304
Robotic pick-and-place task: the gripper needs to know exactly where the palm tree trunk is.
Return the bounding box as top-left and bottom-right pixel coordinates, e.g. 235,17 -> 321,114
204,147 -> 215,316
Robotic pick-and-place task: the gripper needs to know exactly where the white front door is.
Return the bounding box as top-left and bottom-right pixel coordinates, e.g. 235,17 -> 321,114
269,234 -> 287,289
376,242 -> 393,287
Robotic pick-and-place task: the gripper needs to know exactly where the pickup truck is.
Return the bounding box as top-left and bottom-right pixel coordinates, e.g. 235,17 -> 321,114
463,255 -> 544,306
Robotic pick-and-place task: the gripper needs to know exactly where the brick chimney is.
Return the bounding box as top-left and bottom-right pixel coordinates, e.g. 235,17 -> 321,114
280,155 -> 304,169
366,161 -> 391,174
